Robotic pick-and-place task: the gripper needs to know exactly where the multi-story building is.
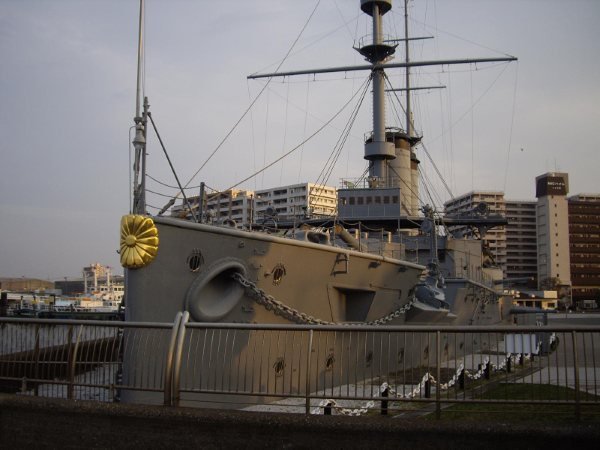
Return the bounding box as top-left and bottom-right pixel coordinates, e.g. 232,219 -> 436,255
254,183 -> 337,221
504,200 -> 537,285
568,194 -> 600,305
170,183 -> 337,225
443,191 -> 507,274
535,172 -> 571,291
171,189 -> 255,225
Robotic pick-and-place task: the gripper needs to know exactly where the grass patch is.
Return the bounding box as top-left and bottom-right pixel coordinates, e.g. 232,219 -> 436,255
423,384 -> 600,424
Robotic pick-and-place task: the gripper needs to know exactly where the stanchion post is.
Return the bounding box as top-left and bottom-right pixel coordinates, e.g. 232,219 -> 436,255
381,387 -> 389,416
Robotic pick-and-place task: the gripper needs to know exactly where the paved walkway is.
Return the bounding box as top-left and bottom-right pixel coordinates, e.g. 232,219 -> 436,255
2,394 -> 599,449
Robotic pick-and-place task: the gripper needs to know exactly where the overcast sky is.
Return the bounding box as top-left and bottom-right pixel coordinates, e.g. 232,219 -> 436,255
1,0 -> 599,280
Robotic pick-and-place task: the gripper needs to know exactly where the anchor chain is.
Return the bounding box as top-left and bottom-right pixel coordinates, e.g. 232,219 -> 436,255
231,272 -> 413,326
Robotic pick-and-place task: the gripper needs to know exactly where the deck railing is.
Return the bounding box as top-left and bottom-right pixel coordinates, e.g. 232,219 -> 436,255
1,315 -> 599,419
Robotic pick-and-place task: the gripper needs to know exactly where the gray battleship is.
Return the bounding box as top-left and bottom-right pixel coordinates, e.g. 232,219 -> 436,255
120,0 -> 517,406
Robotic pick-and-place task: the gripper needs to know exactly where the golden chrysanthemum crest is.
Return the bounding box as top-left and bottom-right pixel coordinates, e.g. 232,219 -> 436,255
120,215 -> 159,269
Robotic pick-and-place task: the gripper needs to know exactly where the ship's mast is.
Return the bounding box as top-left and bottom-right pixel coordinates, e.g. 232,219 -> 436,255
358,0 -> 396,188
404,0 -> 411,138
132,0 -> 147,215
247,0 -> 517,215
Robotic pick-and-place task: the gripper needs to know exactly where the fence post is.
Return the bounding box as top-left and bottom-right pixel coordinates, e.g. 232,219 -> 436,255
436,331 -> 441,420
164,312 -> 183,406
33,324 -> 40,397
171,311 -> 190,407
67,325 -> 84,400
381,386 -> 389,416
305,329 -> 314,415
572,331 -> 581,421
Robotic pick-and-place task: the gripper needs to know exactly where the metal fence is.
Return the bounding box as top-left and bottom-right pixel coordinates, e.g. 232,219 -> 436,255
1,314 -> 599,419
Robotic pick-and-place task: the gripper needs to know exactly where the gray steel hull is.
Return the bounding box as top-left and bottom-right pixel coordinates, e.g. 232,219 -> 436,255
122,217 -> 510,408
125,217 -> 425,325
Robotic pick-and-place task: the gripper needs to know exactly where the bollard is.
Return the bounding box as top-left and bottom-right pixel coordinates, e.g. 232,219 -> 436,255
381,387 -> 389,416
484,361 -> 490,380
519,354 -> 524,366
458,368 -> 465,390
425,377 -> 431,398
324,402 -> 332,416
507,355 -> 511,373
0,291 -> 8,317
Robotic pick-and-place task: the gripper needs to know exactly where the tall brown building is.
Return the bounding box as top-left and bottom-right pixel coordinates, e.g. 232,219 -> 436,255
568,194 -> 600,304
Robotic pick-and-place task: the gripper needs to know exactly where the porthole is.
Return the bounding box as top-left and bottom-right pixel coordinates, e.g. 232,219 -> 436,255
187,249 -> 204,272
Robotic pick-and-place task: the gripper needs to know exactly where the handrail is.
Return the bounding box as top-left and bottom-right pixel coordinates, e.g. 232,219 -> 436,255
1,314 -> 599,420
163,312 -> 183,406
172,311 -> 190,407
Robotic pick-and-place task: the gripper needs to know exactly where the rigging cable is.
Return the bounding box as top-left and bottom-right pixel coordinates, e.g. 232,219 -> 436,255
280,82 -> 291,185
297,76 -> 311,183
246,81 -> 258,191
470,67 -> 474,190
425,62 -> 511,146
310,74 -> 372,210
419,140 -> 454,198
224,75 -> 371,192
261,88 -> 270,186
147,112 -> 197,222
502,62 -> 520,192
183,0 -> 323,191
382,73 -> 454,201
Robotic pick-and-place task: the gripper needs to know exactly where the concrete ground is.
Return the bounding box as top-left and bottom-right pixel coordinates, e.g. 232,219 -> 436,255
1,394 -> 599,449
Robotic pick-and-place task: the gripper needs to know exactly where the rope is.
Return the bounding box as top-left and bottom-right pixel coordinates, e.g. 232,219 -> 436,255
184,0 -> 323,191
224,76 -> 372,192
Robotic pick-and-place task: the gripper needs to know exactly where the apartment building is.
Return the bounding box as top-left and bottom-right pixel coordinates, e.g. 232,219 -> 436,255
254,183 -> 337,221
171,189 -> 254,225
568,194 -> 600,304
504,200 -> 537,285
443,191 -> 507,274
